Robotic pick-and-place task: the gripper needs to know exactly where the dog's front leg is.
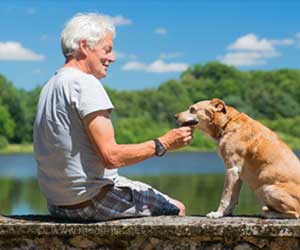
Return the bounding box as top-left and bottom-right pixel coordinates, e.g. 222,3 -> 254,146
207,166 -> 242,219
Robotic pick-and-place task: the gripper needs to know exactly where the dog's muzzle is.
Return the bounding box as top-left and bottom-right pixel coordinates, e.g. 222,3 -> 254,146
180,120 -> 199,127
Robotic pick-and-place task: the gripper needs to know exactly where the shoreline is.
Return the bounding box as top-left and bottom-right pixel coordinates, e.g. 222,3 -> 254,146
0,144 -> 33,155
1,143 -> 298,155
0,144 -> 215,155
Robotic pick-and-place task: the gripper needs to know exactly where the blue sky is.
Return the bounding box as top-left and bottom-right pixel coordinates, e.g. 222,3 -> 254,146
0,0 -> 299,91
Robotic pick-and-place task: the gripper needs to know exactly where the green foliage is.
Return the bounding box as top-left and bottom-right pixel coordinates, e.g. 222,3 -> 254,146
0,73 -> 41,143
259,117 -> 300,149
1,63 -> 300,150
113,113 -> 170,144
260,116 -> 300,137
189,132 -> 216,151
0,105 -> 15,139
0,135 -> 8,149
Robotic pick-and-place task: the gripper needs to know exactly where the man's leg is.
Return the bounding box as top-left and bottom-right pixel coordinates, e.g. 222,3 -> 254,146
91,176 -> 184,220
48,176 -> 186,221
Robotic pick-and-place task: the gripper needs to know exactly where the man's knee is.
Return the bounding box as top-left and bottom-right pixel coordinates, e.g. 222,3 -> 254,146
173,199 -> 186,216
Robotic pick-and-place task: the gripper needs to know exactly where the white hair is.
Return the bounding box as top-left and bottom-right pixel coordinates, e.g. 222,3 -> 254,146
61,13 -> 116,58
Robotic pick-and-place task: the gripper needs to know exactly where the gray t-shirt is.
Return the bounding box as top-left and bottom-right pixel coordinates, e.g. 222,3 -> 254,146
34,67 -> 117,205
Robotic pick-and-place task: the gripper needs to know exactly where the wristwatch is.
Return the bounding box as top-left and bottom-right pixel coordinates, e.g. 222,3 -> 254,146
153,138 -> 167,157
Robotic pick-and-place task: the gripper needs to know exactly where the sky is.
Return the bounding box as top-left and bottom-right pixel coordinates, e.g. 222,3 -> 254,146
0,0 -> 299,91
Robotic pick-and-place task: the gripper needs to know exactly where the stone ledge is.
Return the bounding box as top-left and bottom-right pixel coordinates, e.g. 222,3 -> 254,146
1,215 -> 300,249
1,215 -> 300,237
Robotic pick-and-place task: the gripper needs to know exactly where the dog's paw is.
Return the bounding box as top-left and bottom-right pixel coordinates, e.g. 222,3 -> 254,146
206,211 -> 224,219
262,206 -> 270,212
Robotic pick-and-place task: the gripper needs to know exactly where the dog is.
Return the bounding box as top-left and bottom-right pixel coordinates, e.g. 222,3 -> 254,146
175,98 -> 300,219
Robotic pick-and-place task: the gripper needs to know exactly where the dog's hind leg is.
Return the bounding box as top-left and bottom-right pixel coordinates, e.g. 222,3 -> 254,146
261,185 -> 300,219
262,210 -> 299,219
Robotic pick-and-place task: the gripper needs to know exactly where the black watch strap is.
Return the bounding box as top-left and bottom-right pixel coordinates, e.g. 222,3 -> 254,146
153,138 -> 167,157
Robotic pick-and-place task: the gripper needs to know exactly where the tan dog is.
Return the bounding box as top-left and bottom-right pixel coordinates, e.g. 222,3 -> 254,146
176,98 -> 300,219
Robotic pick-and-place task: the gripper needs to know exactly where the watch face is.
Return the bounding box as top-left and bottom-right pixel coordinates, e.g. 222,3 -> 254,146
157,147 -> 166,156
154,139 -> 166,156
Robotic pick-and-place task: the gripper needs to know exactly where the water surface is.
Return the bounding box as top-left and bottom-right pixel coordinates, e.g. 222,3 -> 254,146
0,152 -> 262,216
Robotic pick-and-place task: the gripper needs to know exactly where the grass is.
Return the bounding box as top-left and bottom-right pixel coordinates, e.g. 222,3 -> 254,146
0,144 -> 33,155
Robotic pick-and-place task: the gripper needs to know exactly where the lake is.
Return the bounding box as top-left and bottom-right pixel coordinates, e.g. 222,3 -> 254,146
0,152 -> 262,216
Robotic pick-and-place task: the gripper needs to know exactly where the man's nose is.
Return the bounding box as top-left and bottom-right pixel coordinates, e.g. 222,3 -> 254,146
108,51 -> 116,62
174,114 -> 179,120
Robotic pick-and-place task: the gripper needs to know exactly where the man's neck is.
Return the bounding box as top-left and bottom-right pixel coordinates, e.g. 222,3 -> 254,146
64,58 -> 90,75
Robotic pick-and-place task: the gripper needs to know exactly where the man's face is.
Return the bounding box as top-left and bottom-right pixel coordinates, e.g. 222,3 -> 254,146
86,32 -> 115,79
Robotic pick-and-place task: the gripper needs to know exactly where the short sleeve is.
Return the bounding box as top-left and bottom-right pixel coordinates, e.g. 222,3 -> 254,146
74,75 -> 114,119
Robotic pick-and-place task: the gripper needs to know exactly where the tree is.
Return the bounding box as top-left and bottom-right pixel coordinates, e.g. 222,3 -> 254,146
0,104 -> 15,140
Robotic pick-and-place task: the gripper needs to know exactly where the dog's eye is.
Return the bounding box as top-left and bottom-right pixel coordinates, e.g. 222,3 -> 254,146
189,106 -> 197,114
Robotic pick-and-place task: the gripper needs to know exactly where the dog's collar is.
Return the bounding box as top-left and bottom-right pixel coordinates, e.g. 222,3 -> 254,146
217,112 -> 242,139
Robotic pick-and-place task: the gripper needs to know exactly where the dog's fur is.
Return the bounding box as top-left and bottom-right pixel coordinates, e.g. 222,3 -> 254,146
176,98 -> 300,219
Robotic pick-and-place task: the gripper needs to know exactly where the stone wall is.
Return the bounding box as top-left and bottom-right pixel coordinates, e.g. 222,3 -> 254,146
1,215 -> 300,249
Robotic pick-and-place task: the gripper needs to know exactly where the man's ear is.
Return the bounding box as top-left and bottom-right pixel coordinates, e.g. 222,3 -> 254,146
78,39 -> 89,57
210,98 -> 226,114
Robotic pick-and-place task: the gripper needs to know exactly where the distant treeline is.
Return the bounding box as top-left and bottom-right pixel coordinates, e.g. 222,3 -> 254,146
1,62 -> 300,150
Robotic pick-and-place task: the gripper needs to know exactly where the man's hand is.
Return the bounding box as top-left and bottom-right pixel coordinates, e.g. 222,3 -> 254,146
158,127 -> 193,151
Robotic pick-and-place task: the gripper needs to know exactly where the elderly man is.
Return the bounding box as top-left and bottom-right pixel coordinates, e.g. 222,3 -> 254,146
34,13 -> 193,221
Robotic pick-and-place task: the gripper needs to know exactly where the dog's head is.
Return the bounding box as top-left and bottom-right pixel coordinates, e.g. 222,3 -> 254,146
175,98 -> 228,139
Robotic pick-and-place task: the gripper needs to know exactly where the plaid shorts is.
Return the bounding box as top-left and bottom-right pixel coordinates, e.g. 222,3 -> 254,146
48,176 -> 180,222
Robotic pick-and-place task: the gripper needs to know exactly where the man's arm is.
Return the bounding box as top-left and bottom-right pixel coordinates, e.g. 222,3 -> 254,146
83,110 -> 192,169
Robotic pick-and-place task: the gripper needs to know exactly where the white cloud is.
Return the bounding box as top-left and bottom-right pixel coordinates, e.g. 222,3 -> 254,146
228,33 -> 294,50
148,60 -> 188,73
154,27 -> 167,35
228,33 -> 274,51
108,15 -> 132,26
122,59 -> 188,73
221,52 -> 265,66
159,52 -> 183,59
219,51 -> 280,66
220,33 -> 293,67
122,61 -> 146,71
0,41 -> 45,61
270,38 -> 294,46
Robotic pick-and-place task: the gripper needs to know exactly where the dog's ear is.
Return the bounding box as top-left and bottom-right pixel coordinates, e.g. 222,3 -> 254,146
210,98 -> 227,114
